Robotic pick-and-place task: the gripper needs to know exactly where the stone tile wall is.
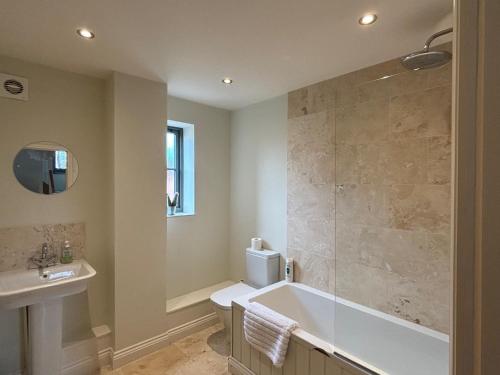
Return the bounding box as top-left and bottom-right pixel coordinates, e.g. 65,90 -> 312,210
0,223 -> 85,271
287,44 -> 451,333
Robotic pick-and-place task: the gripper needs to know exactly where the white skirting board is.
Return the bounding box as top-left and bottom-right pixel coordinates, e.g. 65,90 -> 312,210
61,324 -> 113,375
97,347 -> 113,369
61,337 -> 101,375
11,336 -> 112,375
112,312 -> 218,368
61,312 -> 218,372
61,346 -> 113,375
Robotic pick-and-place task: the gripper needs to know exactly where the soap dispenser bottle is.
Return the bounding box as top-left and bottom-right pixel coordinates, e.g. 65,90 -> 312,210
285,258 -> 294,282
60,240 -> 73,264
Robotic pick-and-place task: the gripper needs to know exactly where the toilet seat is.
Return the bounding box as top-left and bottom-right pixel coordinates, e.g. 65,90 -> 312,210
210,282 -> 256,310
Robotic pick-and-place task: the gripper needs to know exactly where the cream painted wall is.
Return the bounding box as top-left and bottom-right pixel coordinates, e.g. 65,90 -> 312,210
0,55 -> 111,373
229,95 -> 288,281
166,96 -> 230,299
111,73 -> 169,350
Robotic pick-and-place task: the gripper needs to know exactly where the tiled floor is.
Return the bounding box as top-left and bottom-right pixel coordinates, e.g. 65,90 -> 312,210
101,324 -> 230,375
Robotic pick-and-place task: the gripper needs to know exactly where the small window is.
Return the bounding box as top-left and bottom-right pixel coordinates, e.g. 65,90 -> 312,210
167,126 -> 183,210
167,120 -> 195,216
53,150 -> 68,173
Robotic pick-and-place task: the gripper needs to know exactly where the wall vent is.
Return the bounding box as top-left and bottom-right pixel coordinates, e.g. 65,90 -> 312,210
0,73 -> 29,101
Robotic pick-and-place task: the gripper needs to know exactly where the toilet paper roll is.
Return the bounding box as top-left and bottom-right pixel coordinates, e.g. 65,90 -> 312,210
251,237 -> 262,250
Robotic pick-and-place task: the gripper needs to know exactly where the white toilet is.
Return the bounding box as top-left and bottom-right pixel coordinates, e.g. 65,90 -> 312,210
210,248 -> 280,342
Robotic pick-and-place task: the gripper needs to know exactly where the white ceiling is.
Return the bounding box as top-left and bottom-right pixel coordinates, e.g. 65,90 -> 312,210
0,0 -> 452,110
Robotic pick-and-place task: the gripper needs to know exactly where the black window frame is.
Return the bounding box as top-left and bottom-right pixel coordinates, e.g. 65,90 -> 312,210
167,126 -> 183,211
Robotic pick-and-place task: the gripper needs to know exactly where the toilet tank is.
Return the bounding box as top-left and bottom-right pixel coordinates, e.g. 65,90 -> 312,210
245,248 -> 280,288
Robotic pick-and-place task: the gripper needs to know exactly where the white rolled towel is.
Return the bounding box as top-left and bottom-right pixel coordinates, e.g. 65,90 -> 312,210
243,302 -> 298,367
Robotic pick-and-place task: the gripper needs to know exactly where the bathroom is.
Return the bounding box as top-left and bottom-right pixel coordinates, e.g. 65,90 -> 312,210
0,1 -> 499,374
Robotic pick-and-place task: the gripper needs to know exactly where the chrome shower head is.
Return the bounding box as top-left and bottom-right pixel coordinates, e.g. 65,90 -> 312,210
401,50 -> 452,70
401,28 -> 453,70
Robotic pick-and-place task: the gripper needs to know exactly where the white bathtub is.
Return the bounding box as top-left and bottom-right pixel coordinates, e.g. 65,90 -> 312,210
233,281 -> 449,375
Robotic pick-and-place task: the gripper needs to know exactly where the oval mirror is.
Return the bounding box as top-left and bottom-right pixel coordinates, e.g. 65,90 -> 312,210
13,142 -> 79,195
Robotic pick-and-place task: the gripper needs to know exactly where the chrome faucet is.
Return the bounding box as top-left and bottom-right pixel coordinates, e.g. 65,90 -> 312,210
29,243 -> 58,269
41,243 -> 49,259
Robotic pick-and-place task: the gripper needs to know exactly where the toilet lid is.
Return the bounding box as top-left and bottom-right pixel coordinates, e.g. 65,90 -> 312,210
210,282 -> 256,310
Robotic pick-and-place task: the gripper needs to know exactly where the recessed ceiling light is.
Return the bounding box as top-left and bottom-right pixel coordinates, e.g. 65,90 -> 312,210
222,78 -> 233,84
77,28 -> 95,39
359,14 -> 378,26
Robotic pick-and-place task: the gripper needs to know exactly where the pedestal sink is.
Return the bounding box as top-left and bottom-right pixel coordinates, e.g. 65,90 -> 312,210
0,260 -> 96,375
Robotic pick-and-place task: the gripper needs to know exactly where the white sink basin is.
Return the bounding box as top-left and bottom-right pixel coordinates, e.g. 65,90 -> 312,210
0,259 -> 96,310
0,259 -> 96,375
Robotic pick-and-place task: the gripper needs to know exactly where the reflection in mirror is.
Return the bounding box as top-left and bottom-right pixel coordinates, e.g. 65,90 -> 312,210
13,142 -> 79,195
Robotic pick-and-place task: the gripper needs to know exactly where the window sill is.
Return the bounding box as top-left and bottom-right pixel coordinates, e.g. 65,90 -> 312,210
167,212 -> 195,218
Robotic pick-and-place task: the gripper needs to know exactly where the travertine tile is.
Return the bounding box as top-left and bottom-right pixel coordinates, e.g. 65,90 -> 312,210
335,144 -> 360,184
287,216 -> 334,258
337,139 -> 428,185
288,88 -> 308,118
174,330 -> 212,357
336,259 -> 449,332
352,58 -> 406,85
390,86 -> 452,139
427,42 -> 452,89
427,63 -> 452,89
288,80 -> 335,118
328,264 -> 336,295
307,79 -> 336,114
336,223 -> 450,282
357,69 -> 428,103
386,184 -> 451,234
288,110 -> 335,145
120,344 -> 188,375
336,98 -> 390,145
336,143 -> 382,185
336,260 -> 402,315
99,366 -> 122,374
385,267 -> 450,333
111,325 -> 229,375
173,350 -> 228,375
337,139 -> 431,186
335,184 -> 387,227
288,142 -> 334,185
287,248 -> 333,292
0,223 -> 85,271
205,326 -> 230,357
287,181 -> 334,219
427,136 -> 452,185
334,59 -> 405,108
379,138 -> 428,185
287,50 -> 451,333
174,324 -> 223,357
334,75 -> 359,109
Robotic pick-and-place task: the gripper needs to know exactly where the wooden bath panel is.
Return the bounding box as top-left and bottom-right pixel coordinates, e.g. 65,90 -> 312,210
230,305 -> 372,375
